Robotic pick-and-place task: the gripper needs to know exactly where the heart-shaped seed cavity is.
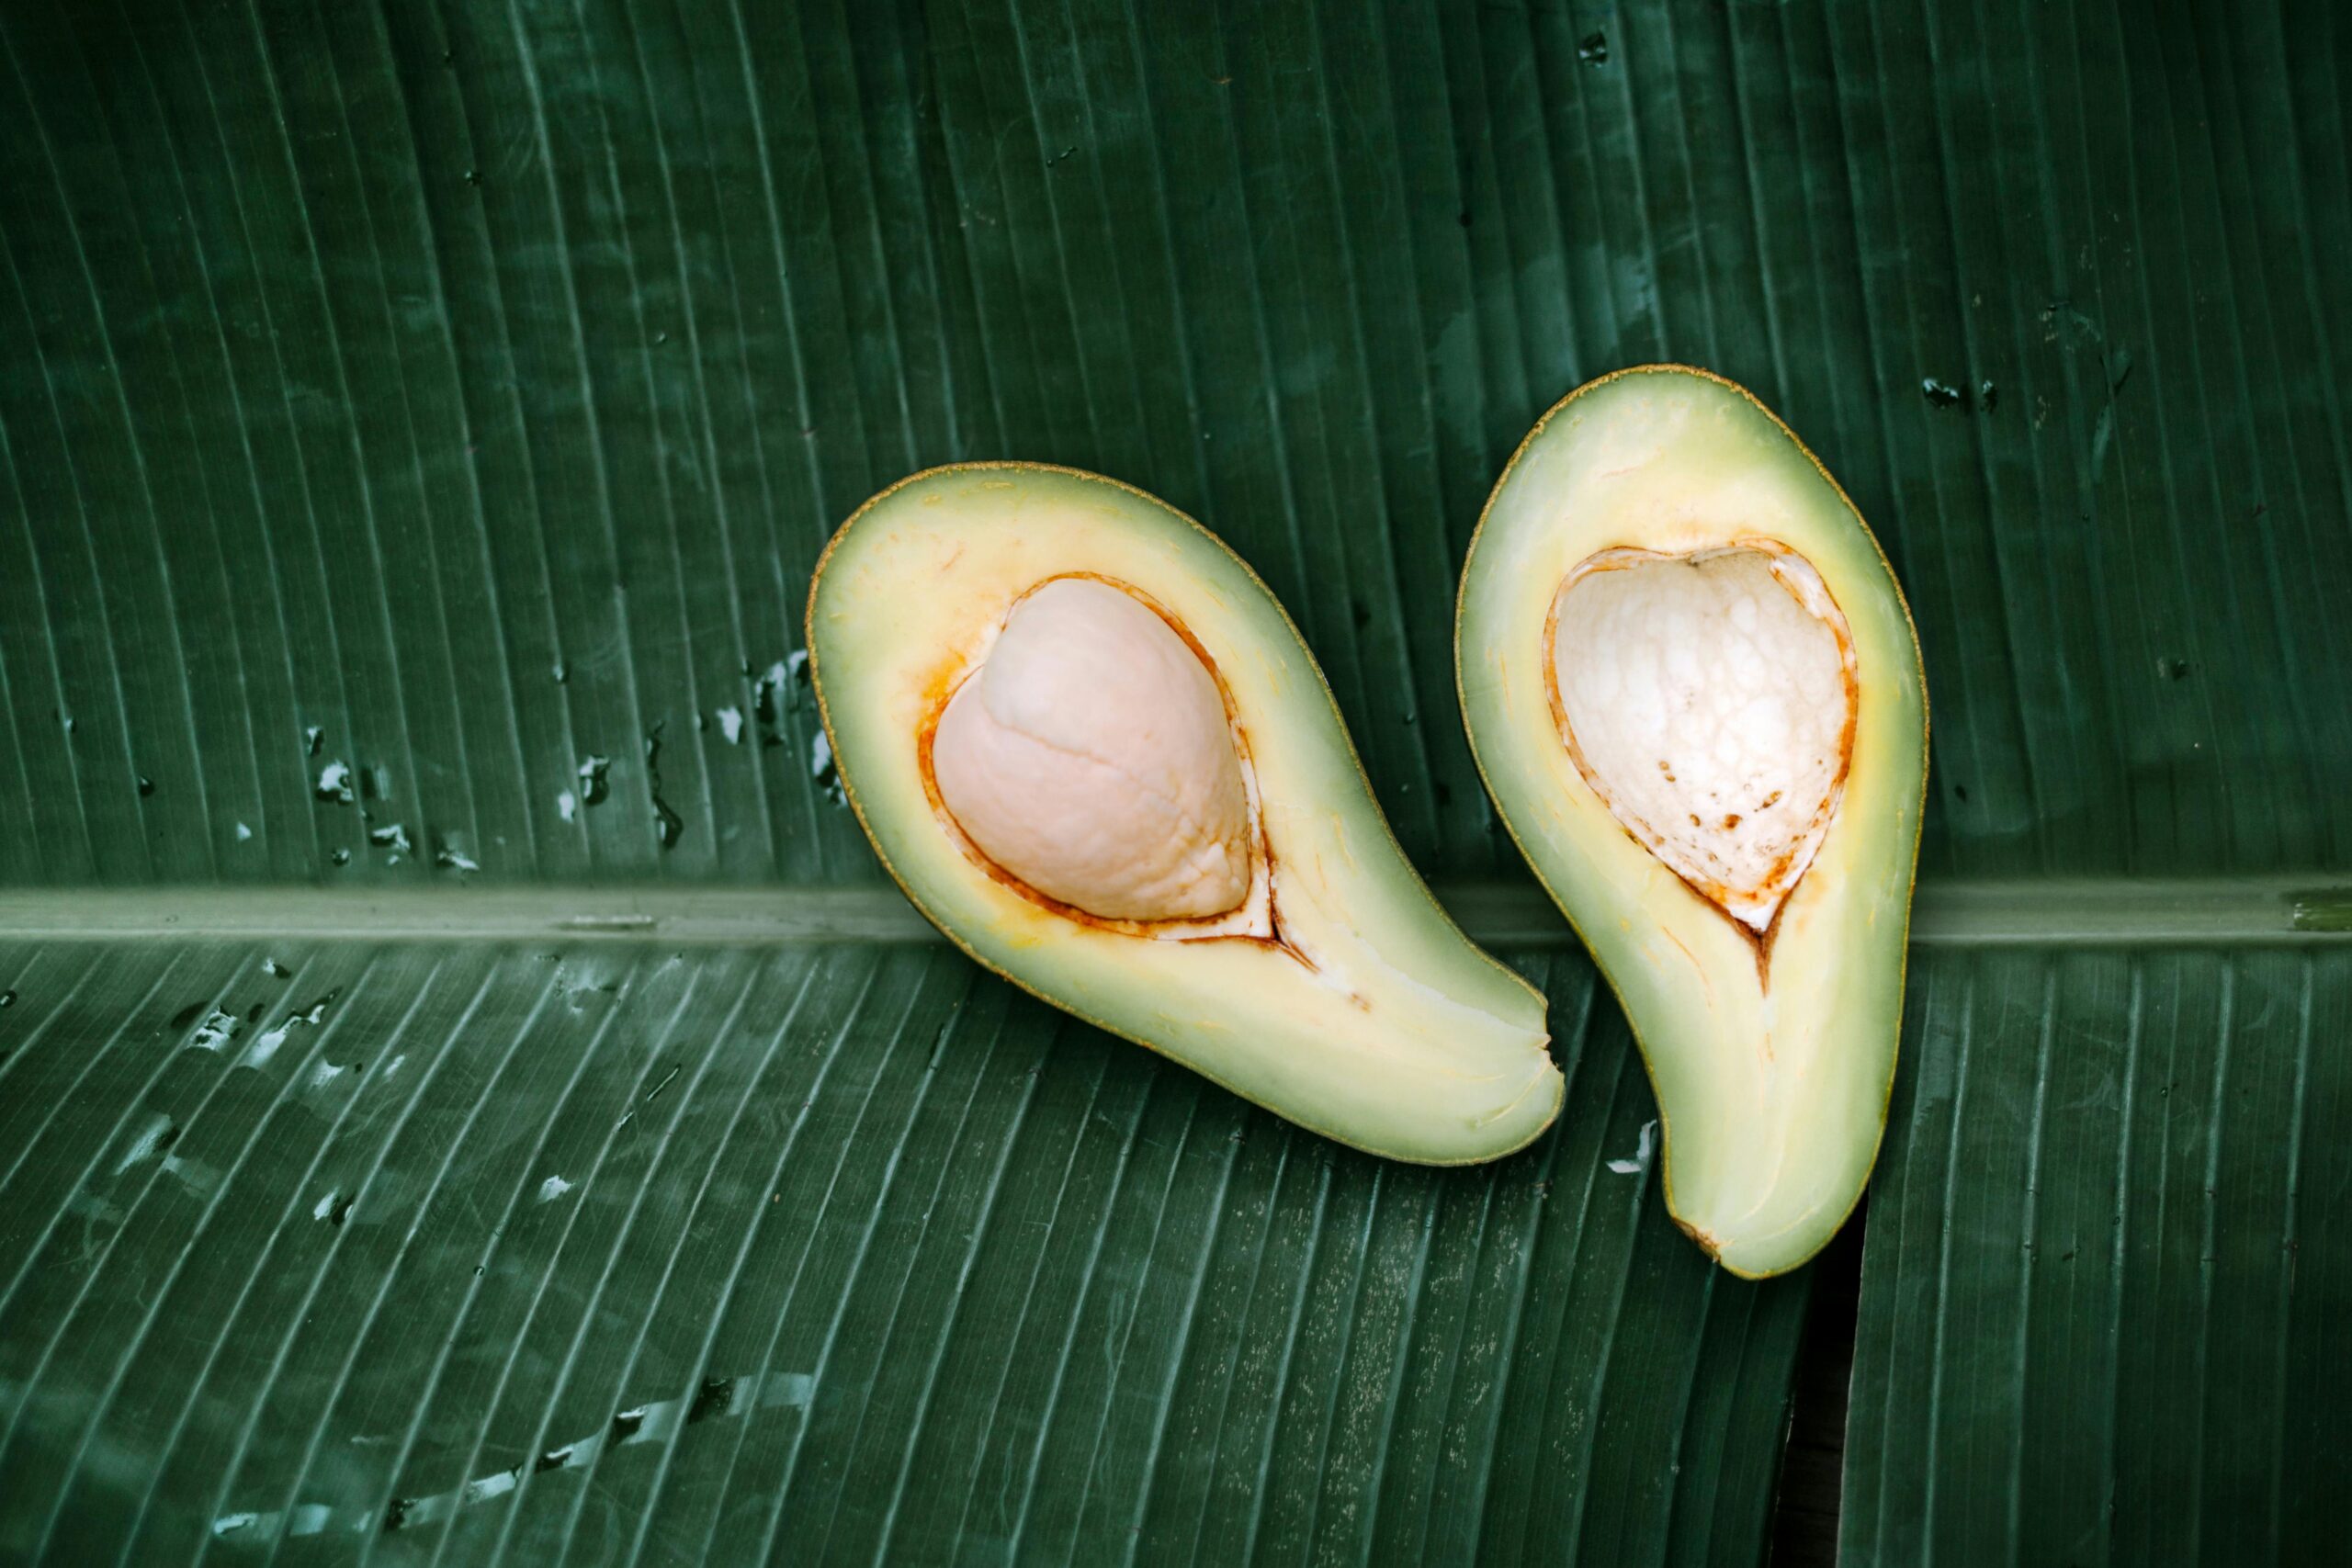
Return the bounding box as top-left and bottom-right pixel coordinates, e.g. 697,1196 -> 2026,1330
933,577 -> 1254,923
1547,543 -> 1858,933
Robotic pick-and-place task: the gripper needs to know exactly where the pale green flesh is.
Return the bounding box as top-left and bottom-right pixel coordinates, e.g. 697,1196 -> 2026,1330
1457,368 -> 1928,1276
810,466 -> 1560,1165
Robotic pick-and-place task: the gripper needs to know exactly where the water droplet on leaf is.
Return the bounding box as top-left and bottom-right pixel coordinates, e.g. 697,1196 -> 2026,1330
188,1010 -> 243,1052
645,726 -> 684,849
811,730 -> 844,807
752,661 -> 790,727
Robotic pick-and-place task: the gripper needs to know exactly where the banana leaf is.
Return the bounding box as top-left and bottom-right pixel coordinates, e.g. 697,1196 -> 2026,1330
0,936 -> 1802,1563
0,0 -> 2344,1563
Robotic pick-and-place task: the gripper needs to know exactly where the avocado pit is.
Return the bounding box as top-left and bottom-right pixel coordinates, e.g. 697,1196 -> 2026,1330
926,575 -> 1274,938
1544,542 -> 1858,943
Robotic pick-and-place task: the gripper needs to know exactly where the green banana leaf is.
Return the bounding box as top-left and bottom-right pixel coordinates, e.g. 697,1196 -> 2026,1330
1844,948 -> 2352,1566
0,937 -> 1802,1563
0,0 -> 2344,1564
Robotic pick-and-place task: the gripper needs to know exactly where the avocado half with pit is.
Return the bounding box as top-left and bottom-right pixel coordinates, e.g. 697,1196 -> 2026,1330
808,464 -> 1560,1164
1456,367 -> 1928,1277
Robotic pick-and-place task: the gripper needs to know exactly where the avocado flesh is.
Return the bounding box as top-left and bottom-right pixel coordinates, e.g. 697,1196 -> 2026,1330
809,464 -> 1560,1165
1456,367 -> 1928,1276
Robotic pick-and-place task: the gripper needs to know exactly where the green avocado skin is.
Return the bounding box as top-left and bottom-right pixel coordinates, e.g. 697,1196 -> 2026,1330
811,463 -> 1563,1168
1455,367 -> 1928,1277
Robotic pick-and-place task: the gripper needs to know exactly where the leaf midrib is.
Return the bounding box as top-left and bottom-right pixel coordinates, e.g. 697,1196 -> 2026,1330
0,879 -> 2340,946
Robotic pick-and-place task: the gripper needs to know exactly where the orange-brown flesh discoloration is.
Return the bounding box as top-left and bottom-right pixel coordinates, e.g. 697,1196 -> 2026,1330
1673,1214 -> 1724,1258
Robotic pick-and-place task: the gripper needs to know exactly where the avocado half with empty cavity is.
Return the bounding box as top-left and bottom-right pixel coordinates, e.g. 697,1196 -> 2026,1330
808,464 -> 1560,1164
1456,367 -> 1928,1277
